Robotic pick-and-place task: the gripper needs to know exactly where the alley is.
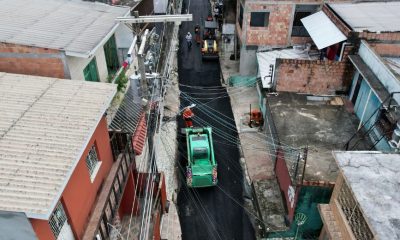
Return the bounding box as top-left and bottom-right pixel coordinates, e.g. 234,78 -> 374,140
176,0 -> 255,239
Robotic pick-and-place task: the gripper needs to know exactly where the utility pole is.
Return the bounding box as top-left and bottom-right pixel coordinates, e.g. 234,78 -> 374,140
117,13 -> 192,100
138,29 -> 149,99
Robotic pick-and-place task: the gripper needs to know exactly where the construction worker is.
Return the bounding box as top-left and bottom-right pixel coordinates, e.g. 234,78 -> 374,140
185,32 -> 192,49
183,107 -> 194,128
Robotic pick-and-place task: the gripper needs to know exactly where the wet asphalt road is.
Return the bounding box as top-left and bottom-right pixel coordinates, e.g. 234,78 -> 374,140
176,0 -> 255,239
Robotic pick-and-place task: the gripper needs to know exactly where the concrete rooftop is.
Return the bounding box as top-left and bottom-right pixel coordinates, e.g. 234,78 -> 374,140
333,151 -> 400,240
267,93 -> 373,182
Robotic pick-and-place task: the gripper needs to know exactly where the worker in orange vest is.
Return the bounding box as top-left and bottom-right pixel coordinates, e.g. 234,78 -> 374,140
182,107 -> 194,128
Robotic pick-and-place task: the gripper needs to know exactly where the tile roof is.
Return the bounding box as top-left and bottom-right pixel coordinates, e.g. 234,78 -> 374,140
0,72 -> 116,219
0,0 -> 129,56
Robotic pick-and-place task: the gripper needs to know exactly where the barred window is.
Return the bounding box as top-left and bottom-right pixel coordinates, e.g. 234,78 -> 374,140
49,202 -> 67,238
86,144 -> 100,178
337,181 -> 374,240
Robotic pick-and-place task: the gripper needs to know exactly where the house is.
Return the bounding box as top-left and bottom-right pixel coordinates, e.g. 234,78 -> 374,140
0,0 -> 134,82
0,72 -> 117,239
236,0 -> 326,75
345,40 -> 400,152
0,72 -> 168,240
259,91 -> 373,238
318,151 -> 400,240
245,1 -> 400,95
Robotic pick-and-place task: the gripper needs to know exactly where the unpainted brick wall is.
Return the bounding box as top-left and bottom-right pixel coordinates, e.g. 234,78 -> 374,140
245,3 -> 293,46
291,36 -> 313,46
275,59 -> 353,95
0,43 -> 65,78
358,32 -> 400,42
322,5 -> 352,37
368,43 -> 400,57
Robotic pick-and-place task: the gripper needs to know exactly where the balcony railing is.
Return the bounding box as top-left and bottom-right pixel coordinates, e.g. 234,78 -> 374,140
82,133 -> 135,240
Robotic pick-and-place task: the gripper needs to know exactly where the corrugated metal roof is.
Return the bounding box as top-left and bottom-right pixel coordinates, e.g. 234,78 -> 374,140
384,57 -> 400,76
109,84 -> 143,134
301,11 -> 347,50
0,72 -> 116,219
329,2 -> 400,33
0,0 -> 129,56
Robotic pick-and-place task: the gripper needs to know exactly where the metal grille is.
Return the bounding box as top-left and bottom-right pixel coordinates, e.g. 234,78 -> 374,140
337,181 -> 374,240
86,145 -> 99,176
49,202 -> 67,238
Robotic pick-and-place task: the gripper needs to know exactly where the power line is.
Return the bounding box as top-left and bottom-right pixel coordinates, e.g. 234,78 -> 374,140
160,128 -> 290,239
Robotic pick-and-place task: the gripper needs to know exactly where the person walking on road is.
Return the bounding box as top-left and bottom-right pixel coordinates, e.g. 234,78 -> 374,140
186,32 -> 192,49
183,107 -> 194,128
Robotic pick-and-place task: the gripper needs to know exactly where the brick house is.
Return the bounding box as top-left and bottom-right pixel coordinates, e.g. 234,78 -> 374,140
255,1 -> 400,95
318,151 -> 400,240
236,0 -> 328,75
0,0 -> 134,82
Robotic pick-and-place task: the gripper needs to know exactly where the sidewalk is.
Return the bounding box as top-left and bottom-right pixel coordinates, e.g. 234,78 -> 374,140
155,5 -> 182,239
218,32 -> 288,237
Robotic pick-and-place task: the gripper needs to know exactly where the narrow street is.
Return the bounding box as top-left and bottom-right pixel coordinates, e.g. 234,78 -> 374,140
176,0 -> 255,239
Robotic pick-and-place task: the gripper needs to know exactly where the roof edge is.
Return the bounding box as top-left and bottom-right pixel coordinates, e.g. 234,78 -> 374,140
71,8 -> 131,58
40,84 -> 117,220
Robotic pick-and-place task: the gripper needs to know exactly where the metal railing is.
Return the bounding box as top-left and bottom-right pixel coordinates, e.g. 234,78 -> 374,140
82,132 -> 135,240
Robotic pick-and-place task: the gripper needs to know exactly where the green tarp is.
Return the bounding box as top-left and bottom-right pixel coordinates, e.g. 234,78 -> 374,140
267,186 -> 333,239
228,75 -> 257,87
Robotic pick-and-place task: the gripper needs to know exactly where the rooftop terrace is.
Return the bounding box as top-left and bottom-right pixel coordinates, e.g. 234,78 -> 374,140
267,93 -> 373,182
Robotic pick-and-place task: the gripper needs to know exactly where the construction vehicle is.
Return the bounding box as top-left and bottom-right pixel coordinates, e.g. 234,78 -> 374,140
201,20 -> 219,60
185,127 -> 217,188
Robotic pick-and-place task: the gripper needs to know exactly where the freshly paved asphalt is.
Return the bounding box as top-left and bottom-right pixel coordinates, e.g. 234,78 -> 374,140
176,0 -> 255,239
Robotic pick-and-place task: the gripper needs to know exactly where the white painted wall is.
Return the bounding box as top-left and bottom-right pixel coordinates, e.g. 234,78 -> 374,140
239,46 -> 257,76
66,46 -> 109,82
115,24 -> 134,64
115,24 -> 134,49
359,41 -> 400,104
154,0 -> 168,14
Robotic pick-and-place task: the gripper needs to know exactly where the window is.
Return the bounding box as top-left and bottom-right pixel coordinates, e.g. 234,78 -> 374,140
104,34 -> 120,75
83,57 -> 99,82
193,147 -> 209,160
250,12 -> 269,27
86,144 -> 101,180
49,202 -> 67,238
337,181 -> 373,239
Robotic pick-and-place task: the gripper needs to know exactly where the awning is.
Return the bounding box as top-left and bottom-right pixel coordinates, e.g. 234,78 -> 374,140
132,114 -> 147,156
301,11 -> 346,50
348,55 -> 390,104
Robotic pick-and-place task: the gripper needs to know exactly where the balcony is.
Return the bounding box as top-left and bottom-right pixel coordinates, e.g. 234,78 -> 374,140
82,133 -> 135,240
